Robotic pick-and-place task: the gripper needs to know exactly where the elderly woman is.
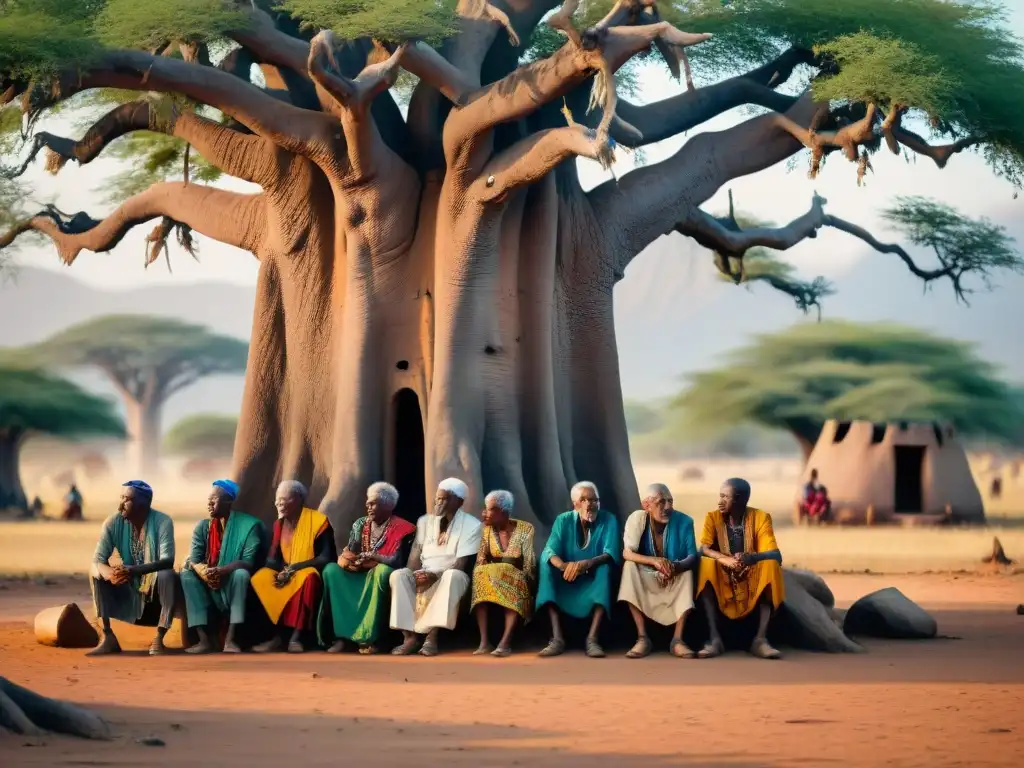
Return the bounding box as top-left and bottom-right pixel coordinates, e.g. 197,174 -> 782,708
251,481 -> 334,653
319,482 -> 416,654
535,481 -> 621,658
470,490 -> 537,658
181,479 -> 266,654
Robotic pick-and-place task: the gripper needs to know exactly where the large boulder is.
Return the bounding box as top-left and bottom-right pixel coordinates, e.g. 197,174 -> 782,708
776,570 -> 863,653
34,603 -> 99,648
784,568 -> 835,610
843,587 -> 937,639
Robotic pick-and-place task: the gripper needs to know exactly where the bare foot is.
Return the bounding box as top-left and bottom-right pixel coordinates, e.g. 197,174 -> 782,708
538,638 -> 565,658
391,637 -> 420,656
185,638 -> 214,655
222,639 -> 242,654
473,644 -> 495,656
85,633 -> 121,656
697,639 -> 724,659
253,636 -> 284,653
287,639 -> 305,654
326,640 -> 346,654
418,639 -> 439,657
749,638 -> 782,660
491,645 -> 512,658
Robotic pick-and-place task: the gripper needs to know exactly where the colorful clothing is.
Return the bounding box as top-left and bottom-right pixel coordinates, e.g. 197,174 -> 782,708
181,512 -> 265,627
251,508 -> 332,629
319,515 -> 416,644
90,509 -> 175,624
618,509 -> 697,625
697,507 -> 785,620
390,510 -> 482,634
471,520 -> 537,620
535,509 -> 621,619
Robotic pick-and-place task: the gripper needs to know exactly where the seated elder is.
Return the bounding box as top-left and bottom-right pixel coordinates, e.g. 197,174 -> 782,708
619,483 -> 699,659
697,477 -> 785,660
181,479 -> 265,654
470,490 -> 537,658
319,482 -> 416,654
535,481 -> 621,659
390,478 -> 482,657
88,480 -> 178,656
251,481 -> 334,653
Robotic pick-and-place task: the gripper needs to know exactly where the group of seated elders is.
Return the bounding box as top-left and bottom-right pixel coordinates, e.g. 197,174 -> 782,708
85,474 -> 785,660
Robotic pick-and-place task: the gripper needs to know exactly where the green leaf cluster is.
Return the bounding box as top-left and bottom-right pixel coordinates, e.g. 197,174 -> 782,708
100,129 -> 222,205
0,362 -> 124,439
276,0 -> 459,44
673,319 -> 1024,448
163,412 -> 238,456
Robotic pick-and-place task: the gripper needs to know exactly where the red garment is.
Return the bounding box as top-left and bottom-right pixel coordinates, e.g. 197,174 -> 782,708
807,490 -> 830,519
207,518 -> 225,565
279,572 -> 322,629
361,515 -> 416,557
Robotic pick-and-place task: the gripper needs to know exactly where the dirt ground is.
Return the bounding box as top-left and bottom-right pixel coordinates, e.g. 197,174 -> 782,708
1,573 -> 1022,767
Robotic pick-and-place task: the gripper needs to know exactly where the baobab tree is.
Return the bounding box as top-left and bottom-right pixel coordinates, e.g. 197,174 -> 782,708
21,316 -> 248,477
1,0 -> 1022,538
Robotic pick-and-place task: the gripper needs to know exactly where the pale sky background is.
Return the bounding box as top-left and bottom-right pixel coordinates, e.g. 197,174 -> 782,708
7,5 -> 1024,294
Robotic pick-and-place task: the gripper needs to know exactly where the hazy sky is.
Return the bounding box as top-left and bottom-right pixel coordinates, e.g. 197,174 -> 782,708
7,6 -> 1024,290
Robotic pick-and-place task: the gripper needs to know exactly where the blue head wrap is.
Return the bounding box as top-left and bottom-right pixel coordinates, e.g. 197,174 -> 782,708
122,480 -> 153,502
212,479 -> 239,501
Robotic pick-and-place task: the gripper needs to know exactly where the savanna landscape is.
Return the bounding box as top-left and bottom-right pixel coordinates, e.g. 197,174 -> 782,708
2,0 -> 1024,765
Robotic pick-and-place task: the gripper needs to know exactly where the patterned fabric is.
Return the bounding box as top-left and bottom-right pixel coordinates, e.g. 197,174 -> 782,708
207,517 -> 225,566
471,520 -> 537,619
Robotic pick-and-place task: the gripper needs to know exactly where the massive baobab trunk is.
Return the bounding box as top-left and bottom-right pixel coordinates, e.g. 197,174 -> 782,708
2,1 -> 990,545
0,429 -> 27,511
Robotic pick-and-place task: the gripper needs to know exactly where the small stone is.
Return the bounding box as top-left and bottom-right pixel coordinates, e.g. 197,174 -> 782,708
311,672 -> 320,679
137,736 -> 166,747
485,175 -> 495,187
988,728 -> 1012,734
170,724 -> 183,731
844,587 -> 937,639
1016,604 -> 1023,615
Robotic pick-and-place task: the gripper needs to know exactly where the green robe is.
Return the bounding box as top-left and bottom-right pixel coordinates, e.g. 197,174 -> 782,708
91,509 -> 175,623
535,509 -> 622,618
181,512 -> 265,627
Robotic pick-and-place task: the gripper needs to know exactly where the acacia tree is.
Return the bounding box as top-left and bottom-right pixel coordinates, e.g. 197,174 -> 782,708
675,320 -> 1024,460
164,413 -> 239,457
0,364 -> 124,511
1,0 -> 1023,536
20,316 -> 247,477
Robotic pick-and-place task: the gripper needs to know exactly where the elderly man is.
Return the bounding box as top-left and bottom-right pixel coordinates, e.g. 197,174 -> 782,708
535,481 -> 621,658
251,481 -> 334,653
181,479 -> 265,654
390,477 -> 482,657
319,482 -> 416,654
88,480 -> 177,656
697,477 -> 785,660
619,483 -> 699,659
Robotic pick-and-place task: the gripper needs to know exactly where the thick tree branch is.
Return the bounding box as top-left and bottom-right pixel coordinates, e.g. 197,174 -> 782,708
475,124 -> 613,203
309,34 -> 407,117
0,183 -> 267,265
890,126 -> 981,169
35,49 -> 331,154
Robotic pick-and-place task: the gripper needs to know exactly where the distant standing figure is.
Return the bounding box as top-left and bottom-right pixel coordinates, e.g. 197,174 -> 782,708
26,496 -> 44,519
801,469 -> 830,524
63,484 -> 83,521
990,476 -> 1002,500
88,480 -> 178,656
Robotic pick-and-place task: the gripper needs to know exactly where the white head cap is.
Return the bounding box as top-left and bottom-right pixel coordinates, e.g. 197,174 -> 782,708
437,477 -> 469,500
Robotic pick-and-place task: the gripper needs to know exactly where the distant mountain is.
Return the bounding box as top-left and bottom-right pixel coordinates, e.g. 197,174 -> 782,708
3,205 -> 1022,429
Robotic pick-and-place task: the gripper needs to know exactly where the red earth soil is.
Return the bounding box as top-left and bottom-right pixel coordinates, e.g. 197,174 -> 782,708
0,572 -> 1022,767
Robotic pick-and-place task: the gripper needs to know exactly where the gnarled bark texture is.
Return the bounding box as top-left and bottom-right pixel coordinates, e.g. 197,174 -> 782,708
1,0 -> 984,546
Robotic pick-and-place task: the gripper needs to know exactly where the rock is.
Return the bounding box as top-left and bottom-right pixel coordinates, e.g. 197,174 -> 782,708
1016,604 -> 1023,616
34,604 -> 99,649
844,587 -> 937,639
777,571 -> 863,653
982,537 -> 1014,566
784,568 -> 835,610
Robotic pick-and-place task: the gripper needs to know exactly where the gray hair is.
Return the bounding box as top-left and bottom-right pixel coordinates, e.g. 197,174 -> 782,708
484,489 -> 514,513
642,483 -> 672,502
276,480 -> 308,501
367,481 -> 399,508
570,481 -> 599,503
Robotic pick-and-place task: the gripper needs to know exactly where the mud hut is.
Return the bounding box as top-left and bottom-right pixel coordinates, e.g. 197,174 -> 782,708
797,420 -> 984,525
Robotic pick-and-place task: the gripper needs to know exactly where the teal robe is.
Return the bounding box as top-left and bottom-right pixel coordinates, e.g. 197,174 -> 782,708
181,512 -> 265,627
91,509 -> 175,622
535,509 -> 622,618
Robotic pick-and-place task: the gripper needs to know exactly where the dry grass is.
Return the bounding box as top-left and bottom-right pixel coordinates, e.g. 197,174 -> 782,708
4,458 -> 1022,577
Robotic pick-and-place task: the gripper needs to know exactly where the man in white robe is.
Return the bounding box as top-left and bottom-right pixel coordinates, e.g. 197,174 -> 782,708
390,477 -> 483,656
618,483 -> 700,659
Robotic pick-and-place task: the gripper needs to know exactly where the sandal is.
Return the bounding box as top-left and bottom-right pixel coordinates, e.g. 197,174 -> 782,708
287,639 -> 305,654
670,639 -> 695,659
358,644 -> 378,655
585,637 -> 606,658
625,636 -> 652,659
749,638 -> 782,660
697,639 -> 724,659
491,645 -> 511,658
538,638 -> 565,658
472,644 -> 495,656
326,640 -> 346,654
418,639 -> 439,657
391,638 -> 420,656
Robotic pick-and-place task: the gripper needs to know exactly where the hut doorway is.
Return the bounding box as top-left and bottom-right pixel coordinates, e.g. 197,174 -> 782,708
392,388 -> 425,523
894,445 -> 925,512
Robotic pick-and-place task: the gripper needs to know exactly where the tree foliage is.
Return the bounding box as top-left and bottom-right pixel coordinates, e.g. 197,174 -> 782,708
0,363 -> 124,439
20,315 -> 248,402
163,412 -> 238,456
673,320 -> 1024,454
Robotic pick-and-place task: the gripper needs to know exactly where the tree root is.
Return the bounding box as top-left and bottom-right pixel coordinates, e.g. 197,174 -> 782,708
0,677 -> 111,740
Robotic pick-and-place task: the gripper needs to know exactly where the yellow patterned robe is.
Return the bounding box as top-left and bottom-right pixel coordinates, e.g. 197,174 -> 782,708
470,520 -> 537,620
697,507 -> 785,620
